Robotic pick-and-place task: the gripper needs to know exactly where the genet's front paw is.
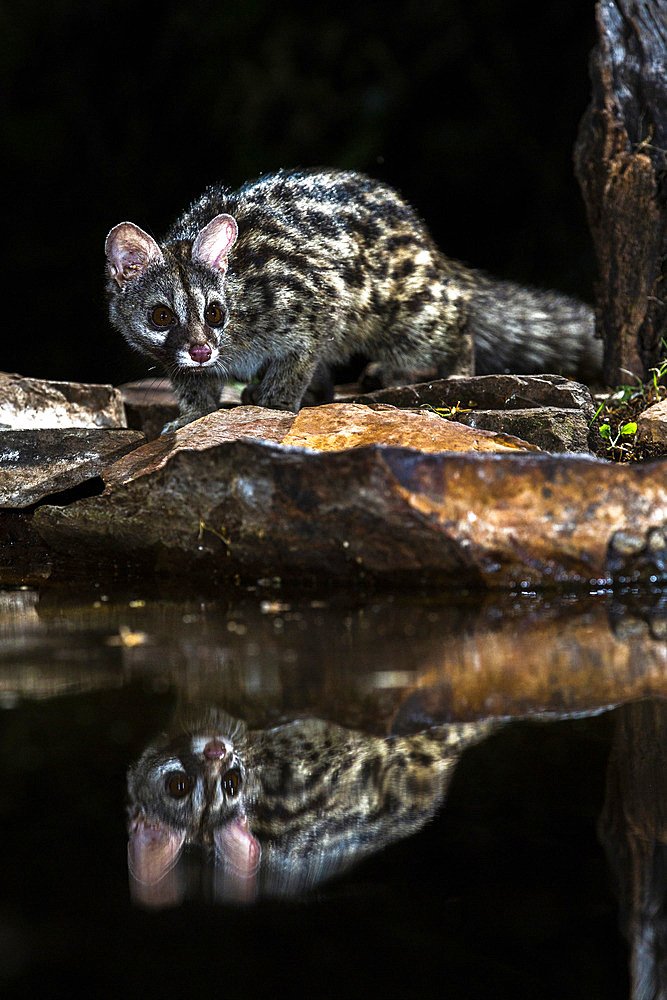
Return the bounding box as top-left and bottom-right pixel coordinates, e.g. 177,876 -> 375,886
161,404 -> 223,434
161,416 -> 188,435
161,412 -> 209,434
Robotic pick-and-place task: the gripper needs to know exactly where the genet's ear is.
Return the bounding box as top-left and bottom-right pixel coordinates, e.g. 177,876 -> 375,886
105,222 -> 164,288
214,817 -> 261,877
192,214 -> 239,273
128,815 -> 185,886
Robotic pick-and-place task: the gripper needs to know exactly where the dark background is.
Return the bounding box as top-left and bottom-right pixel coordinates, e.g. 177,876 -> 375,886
1,685 -> 627,999
3,0 -> 598,388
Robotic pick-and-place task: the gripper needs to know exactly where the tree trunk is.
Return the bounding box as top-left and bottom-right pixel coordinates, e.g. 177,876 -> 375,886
574,0 -> 667,386
598,700 -> 667,1000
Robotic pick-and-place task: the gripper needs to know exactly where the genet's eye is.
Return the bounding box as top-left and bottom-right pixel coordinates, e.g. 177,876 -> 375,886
204,303 -> 224,327
222,768 -> 241,797
166,771 -> 192,799
151,304 -> 174,327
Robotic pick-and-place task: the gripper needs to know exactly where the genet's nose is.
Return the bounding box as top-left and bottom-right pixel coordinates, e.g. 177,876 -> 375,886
203,739 -> 227,760
189,344 -> 212,364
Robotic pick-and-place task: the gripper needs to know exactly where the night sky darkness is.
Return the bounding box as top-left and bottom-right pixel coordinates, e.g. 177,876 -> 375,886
2,0 -> 597,387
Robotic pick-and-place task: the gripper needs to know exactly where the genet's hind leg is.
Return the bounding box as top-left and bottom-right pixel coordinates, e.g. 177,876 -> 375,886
240,352 -> 320,411
300,361 -> 335,406
435,327 -> 475,378
241,361 -> 333,407
358,361 -> 438,392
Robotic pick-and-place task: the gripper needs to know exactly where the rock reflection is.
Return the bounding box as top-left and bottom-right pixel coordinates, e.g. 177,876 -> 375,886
126,706 -> 498,906
3,589 -> 665,729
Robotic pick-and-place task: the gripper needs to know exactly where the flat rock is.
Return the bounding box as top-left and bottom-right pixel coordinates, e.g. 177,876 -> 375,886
347,373 -> 596,412
33,438 -> 667,588
453,406 -> 592,452
117,374 -> 595,453
102,402 -> 538,491
103,407 -> 298,488
281,402 -> 539,453
636,398 -> 667,445
346,374 -> 596,452
0,429 -> 145,508
0,372 -> 127,429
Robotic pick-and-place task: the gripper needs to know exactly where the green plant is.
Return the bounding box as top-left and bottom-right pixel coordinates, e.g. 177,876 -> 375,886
592,340 -> 667,460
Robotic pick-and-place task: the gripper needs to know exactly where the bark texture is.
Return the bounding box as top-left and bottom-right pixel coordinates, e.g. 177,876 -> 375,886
599,700 -> 667,1000
574,0 -> 667,385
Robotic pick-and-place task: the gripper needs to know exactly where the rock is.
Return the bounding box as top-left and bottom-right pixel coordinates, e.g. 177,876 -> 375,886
281,402 -> 540,453
117,374 -> 595,452
345,374 -> 596,452
0,372 -> 127,429
32,433 -> 667,588
101,403 -> 538,491
0,429 -> 145,508
636,398 -> 667,445
347,373 -> 595,413
103,407 -> 297,489
457,406 -> 592,452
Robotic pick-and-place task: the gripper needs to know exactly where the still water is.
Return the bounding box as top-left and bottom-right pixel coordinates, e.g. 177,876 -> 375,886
0,584 -> 665,998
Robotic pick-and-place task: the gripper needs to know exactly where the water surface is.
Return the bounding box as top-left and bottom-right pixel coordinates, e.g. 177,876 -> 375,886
0,584 -> 664,998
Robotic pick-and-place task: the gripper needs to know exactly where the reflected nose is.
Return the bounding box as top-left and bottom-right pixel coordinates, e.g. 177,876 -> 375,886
203,739 -> 227,760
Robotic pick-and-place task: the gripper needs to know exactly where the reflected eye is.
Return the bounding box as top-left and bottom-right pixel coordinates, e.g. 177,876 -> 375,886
204,303 -> 224,327
222,768 -> 241,797
166,771 -> 192,799
150,304 -> 174,327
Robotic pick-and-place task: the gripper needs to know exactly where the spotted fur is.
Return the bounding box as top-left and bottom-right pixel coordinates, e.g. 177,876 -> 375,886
126,708 -> 498,900
106,168 -> 600,431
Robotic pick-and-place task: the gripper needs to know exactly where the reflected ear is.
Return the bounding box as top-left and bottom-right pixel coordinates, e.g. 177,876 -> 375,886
214,817 -> 261,877
192,214 -> 238,273
128,815 -> 185,885
129,862 -> 186,909
105,222 -> 164,287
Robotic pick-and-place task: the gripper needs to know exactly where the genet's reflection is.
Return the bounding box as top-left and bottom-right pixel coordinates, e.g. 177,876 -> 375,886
126,706 -> 497,906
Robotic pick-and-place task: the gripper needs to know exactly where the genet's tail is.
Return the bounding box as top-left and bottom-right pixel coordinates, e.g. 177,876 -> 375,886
468,271 -> 602,382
